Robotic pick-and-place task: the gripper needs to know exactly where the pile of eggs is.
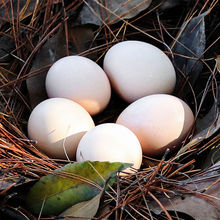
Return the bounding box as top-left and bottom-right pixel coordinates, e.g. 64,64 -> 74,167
28,40 -> 194,172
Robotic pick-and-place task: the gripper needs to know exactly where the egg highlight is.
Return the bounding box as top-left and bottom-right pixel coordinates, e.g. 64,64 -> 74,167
76,123 -> 142,172
116,94 -> 194,156
103,41 -> 176,103
28,98 -> 95,160
46,56 -> 111,116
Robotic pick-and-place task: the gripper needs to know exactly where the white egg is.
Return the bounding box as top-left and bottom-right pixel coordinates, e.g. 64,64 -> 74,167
46,56 -> 111,116
28,98 -> 95,160
76,123 -> 142,172
116,94 -> 194,156
103,41 -> 176,102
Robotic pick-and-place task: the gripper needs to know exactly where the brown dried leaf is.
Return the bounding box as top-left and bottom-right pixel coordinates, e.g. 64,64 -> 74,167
202,144 -> 220,169
150,162 -> 220,220
172,12 -> 206,91
216,55 -> 220,73
0,0 -> 36,23
159,0 -> 191,10
26,29 -> 66,108
177,85 -> 220,156
78,0 -> 152,26
96,204 -> 112,219
0,36 -> 15,62
26,25 -> 95,109
68,26 -> 96,59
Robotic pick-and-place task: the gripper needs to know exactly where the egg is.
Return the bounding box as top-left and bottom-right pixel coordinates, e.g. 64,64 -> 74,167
103,41 -> 176,103
76,123 -> 142,172
45,56 -> 111,116
28,98 -> 95,159
116,94 -> 194,156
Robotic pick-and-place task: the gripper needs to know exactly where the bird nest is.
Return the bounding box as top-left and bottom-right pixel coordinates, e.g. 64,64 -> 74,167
0,1 -> 219,219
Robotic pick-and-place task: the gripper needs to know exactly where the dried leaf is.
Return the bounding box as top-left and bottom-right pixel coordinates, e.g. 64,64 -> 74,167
0,180 -> 15,192
59,192 -> 101,220
162,190 -> 220,220
0,206 -> 29,220
159,0 -> 191,11
0,36 -> 15,62
96,204 -> 112,219
202,142 -> 220,169
68,26 -> 95,57
26,161 -> 131,216
172,12 -> 206,90
177,85 -> 220,156
216,55 -> 220,73
150,162 -> 220,220
26,25 -> 95,109
0,0 -> 36,23
26,29 -> 66,108
78,0 -> 152,26
0,176 -> 29,191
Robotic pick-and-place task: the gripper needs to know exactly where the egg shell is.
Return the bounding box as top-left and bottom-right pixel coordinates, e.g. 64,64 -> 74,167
116,94 -> 194,156
76,123 -> 142,173
28,98 -> 95,159
46,56 -> 111,116
103,41 -> 176,103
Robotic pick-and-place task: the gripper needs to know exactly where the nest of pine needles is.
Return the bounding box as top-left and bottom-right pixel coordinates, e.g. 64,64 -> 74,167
0,0 -> 219,219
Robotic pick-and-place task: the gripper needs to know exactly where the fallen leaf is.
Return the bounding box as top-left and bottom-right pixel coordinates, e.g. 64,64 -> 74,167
150,162 -> 220,220
164,190 -> 219,220
96,204 -> 112,219
26,29 -> 66,108
68,26 -> 95,58
78,0 -> 152,26
26,161 -> 131,216
0,206 -> 30,220
177,85 -> 220,156
0,35 -> 15,62
60,192 -> 102,220
215,55 -> 220,73
0,175 -> 30,192
26,25 -> 95,109
0,0 -> 36,24
202,144 -> 220,169
159,0 -> 191,11
172,12 -> 207,91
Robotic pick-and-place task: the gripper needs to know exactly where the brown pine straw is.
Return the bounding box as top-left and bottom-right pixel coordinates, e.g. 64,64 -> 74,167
0,0 -> 220,219
0,114 -> 59,177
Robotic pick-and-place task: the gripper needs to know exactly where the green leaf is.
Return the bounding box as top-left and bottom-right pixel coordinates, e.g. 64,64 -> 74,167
59,192 -> 102,220
26,161 -> 130,216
